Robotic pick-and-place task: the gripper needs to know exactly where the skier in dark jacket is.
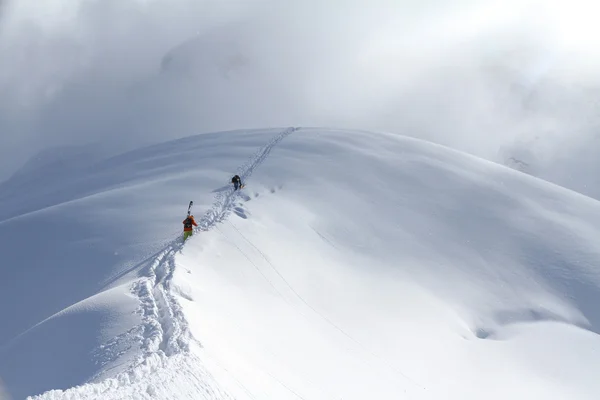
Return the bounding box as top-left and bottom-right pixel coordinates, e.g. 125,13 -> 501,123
231,174 -> 242,190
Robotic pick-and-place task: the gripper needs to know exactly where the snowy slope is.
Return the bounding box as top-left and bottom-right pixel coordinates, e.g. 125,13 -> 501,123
2,128 -> 600,399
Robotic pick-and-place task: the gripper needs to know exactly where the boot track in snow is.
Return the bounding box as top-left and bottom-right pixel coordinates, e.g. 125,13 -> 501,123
135,127 -> 299,361
135,128 -> 299,358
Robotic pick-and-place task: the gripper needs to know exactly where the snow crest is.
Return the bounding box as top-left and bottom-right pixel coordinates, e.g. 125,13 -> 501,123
29,127 -> 299,400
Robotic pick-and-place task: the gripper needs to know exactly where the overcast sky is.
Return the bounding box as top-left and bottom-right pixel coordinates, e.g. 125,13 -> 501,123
1,0 -> 599,195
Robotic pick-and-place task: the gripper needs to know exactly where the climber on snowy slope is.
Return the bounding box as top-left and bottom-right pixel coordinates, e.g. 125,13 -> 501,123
231,174 -> 243,190
183,214 -> 197,242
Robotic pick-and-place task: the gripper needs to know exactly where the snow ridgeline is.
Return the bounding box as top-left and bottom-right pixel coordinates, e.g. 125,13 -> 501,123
29,127 -> 299,400
6,126 -> 600,399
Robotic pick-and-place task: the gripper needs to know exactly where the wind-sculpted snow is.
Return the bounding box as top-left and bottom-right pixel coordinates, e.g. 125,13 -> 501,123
174,129 -> 600,399
17,127 -> 299,399
0,128 -> 296,399
2,127 -> 600,399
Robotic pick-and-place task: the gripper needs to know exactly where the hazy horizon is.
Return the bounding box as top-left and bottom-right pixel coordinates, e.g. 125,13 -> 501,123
1,0 -> 599,196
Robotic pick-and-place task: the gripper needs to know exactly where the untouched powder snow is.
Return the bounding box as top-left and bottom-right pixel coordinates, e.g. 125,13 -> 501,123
2,128 -> 600,399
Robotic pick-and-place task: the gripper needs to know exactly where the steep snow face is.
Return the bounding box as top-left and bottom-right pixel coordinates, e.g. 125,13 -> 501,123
175,129 -> 600,399
0,128 -> 291,399
2,128 -> 600,399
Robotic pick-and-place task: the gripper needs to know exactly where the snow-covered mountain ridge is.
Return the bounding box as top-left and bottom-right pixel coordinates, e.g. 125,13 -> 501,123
1,127 -> 600,399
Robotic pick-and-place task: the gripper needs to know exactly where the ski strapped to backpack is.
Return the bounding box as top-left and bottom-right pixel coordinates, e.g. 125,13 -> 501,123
183,201 -> 195,230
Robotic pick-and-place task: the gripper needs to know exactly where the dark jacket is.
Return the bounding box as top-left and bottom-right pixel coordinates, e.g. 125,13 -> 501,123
183,216 -> 198,231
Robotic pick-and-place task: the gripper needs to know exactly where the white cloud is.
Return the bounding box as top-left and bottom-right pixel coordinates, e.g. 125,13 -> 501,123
1,0 -> 599,197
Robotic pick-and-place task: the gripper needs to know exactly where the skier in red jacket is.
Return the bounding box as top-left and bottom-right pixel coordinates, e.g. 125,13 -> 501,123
183,215 -> 198,242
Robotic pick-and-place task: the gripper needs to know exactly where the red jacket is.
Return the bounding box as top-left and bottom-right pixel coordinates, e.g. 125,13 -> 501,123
183,216 -> 198,231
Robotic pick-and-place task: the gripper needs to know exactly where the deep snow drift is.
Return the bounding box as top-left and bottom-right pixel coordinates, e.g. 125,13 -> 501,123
2,128 -> 600,399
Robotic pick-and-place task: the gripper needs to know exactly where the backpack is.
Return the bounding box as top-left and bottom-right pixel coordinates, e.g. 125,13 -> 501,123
184,217 -> 193,229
